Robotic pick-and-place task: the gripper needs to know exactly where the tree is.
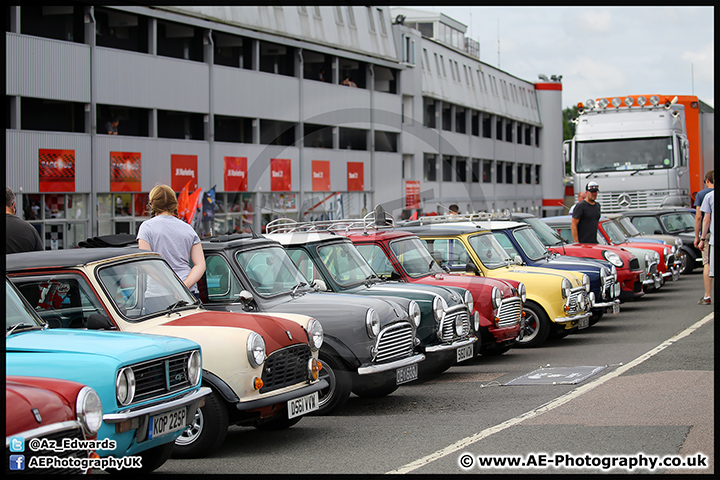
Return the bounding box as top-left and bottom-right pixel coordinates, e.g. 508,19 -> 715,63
562,105 -> 579,141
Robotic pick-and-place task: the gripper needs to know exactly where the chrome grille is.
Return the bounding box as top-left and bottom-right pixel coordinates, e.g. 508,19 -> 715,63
496,297 -> 522,327
567,290 -> 589,314
374,323 -> 414,363
440,308 -> 470,342
7,426 -> 89,474
597,190 -> 682,213
602,274 -> 617,299
260,344 -> 311,393
130,351 -> 196,404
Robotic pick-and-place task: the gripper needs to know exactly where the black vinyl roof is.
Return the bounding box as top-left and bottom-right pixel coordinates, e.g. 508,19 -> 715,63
5,247 -> 155,271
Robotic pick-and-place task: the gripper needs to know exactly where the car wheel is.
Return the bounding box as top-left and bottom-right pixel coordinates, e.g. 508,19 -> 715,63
254,415 -> 303,431
172,389 -> 228,459
589,310 -> 604,325
515,302 -> 550,348
351,382 -> 398,398
680,248 -> 695,274
313,354 -> 351,415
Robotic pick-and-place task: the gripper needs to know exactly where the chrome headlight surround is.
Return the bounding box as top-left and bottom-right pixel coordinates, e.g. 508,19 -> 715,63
663,248 -> 670,263
582,274 -> 591,293
455,312 -> 465,336
600,267 -> 607,285
463,290 -> 474,313
365,308 -> 380,338
408,301 -> 422,328
675,238 -> 682,248
491,287 -> 502,310
518,282 -> 527,303
307,317 -> 324,351
602,250 -> 624,268
611,265 -> 617,277
433,295 -> 448,323
561,278 -> 572,299
247,332 -> 266,368
188,350 -> 202,386
76,386 -> 103,435
116,367 -> 136,406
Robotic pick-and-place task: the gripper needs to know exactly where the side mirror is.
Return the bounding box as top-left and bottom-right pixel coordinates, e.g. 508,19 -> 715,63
514,255 -> 523,265
87,313 -> 115,330
654,230 -> 663,235
465,262 -> 479,275
311,279 -> 328,292
238,290 -> 254,306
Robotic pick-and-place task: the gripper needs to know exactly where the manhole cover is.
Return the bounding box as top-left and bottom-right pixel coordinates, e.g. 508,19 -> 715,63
504,366 -> 607,386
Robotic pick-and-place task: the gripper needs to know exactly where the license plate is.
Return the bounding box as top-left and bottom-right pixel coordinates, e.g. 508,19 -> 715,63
396,364 -> 418,385
287,391 -> 319,419
578,316 -> 590,329
456,344 -> 474,363
611,303 -> 620,314
148,407 -> 187,439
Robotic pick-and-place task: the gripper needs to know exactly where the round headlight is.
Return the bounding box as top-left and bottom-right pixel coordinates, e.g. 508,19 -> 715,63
491,287 -> 502,310
463,290 -> 474,313
307,318 -> 324,351
582,274 -> 590,293
561,278 -> 572,299
675,238 -> 682,248
433,296 -> 448,323
472,311 -> 480,332
602,250 -> 624,267
188,350 -> 202,386
116,367 -> 135,406
76,386 -> 103,435
600,267 -> 607,284
645,253 -> 651,264
653,251 -> 660,263
365,308 -> 380,338
611,265 -> 617,277
518,283 -> 527,303
247,332 -> 266,368
455,312 -> 465,336
408,301 -> 421,328
578,294 -> 587,311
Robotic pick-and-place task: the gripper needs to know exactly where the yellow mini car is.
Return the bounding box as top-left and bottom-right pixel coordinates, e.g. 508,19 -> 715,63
399,222 -> 592,348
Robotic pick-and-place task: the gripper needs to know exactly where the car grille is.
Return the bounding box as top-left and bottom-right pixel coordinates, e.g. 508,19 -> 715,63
566,290 -> 589,314
6,426 -> 90,474
373,323 -> 415,363
597,190 -> 680,213
496,297 -> 522,327
260,344 -> 312,394
440,308 -> 471,342
602,273 -> 618,299
629,258 -> 640,270
130,351 -> 197,405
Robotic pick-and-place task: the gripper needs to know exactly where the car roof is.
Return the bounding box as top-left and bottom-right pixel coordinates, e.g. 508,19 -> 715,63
265,231 -> 347,246
201,233 -> 280,251
398,223 -> 489,236
619,208 -> 693,216
6,247 -> 157,271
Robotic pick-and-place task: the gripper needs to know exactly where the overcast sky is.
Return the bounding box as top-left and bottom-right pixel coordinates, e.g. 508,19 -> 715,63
404,6 -> 714,109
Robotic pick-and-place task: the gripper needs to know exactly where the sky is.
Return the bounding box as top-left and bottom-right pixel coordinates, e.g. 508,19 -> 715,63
403,6 -> 714,109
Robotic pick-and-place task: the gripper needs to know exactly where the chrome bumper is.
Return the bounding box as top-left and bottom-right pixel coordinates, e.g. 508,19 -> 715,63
103,387 -> 212,423
554,312 -> 591,324
425,336 -> 478,353
357,353 -> 425,375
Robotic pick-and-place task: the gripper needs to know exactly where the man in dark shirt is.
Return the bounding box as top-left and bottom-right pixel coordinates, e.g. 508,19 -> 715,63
6,187 -> 44,253
571,181 -> 601,244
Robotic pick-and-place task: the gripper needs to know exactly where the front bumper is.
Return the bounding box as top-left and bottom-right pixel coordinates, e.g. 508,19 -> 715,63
425,336 -> 477,353
357,353 -> 425,375
235,379 -> 328,411
554,311 -> 592,325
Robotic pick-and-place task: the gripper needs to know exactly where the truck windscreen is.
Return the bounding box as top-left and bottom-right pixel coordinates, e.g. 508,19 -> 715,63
575,137 -> 673,173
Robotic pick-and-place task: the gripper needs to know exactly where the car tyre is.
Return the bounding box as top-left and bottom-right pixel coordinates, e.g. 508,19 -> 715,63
313,354 -> 351,415
589,310 -> 604,325
254,415 -> 303,431
680,248 -> 695,274
515,302 -> 550,348
351,382 -> 398,398
172,389 -> 228,459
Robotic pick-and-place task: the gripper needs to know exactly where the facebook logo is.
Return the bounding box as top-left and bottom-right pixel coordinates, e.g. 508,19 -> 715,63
9,437 -> 24,452
9,455 -> 25,471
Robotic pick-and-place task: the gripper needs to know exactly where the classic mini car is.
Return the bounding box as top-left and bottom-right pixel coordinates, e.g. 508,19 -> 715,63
467,218 -> 621,325
5,278 -> 208,473
267,215 -> 524,358
605,213 -> 685,259
509,213 -> 646,301
541,215 -> 667,291
6,376 -> 101,475
6,248 -> 326,460
620,207 -> 703,274
395,218 -> 593,348
197,232 -> 425,414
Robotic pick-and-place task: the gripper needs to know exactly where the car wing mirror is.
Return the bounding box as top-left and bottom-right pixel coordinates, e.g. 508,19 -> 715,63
311,279 -> 328,291
514,255 -> 523,265
238,290 -> 254,306
87,313 -> 115,330
465,262 -> 479,275
654,230 -> 662,234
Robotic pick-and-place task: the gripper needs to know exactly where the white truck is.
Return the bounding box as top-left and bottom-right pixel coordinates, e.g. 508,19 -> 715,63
564,94 -> 714,213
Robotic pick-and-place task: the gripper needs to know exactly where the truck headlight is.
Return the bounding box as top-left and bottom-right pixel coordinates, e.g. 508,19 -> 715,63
433,296 -> 448,323
365,308 -> 380,338
602,250 -> 624,267
408,301 -> 421,328
247,332 -> 266,368
561,278 -> 572,299
518,283 -> 527,303
464,290 -> 474,313
116,367 -> 136,406
188,350 -> 202,386
307,318 -> 324,351
77,386 -> 103,435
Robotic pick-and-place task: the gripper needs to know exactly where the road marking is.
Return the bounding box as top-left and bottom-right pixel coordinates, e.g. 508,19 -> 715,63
387,312 -> 714,474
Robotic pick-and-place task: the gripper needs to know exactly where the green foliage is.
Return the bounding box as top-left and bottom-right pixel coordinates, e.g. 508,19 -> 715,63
562,105 -> 579,141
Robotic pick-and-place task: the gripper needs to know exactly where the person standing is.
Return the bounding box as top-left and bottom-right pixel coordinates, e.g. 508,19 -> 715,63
697,189 -> 714,305
568,191 -> 587,215
571,181 -> 601,244
693,170 -> 713,302
6,187 -> 43,253
137,184 -> 206,300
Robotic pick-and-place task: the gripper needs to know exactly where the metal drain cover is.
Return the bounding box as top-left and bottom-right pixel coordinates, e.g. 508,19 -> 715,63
505,366 -> 607,386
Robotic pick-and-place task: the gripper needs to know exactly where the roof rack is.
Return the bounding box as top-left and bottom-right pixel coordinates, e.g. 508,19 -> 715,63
398,210 -> 513,226
265,205 -> 396,235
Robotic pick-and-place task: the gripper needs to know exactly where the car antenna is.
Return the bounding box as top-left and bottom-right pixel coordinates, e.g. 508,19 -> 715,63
247,225 -> 261,239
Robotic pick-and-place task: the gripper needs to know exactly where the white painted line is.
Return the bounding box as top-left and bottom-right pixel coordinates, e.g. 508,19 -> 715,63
387,312 -> 714,474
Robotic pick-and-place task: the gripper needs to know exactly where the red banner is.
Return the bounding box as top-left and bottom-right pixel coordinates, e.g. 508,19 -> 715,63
347,162 -> 364,191
110,152 -> 142,192
271,158 -> 292,191
224,156 -> 248,192
405,181 -> 421,209
39,149 -> 75,192
312,160 -> 331,191
171,154 -> 198,192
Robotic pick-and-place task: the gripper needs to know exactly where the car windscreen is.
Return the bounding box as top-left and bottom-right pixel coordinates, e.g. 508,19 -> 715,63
389,237 -> 444,277
512,227 -> 549,261
617,217 -> 642,236
575,137 -> 673,173
236,246 -> 309,296
522,217 -> 565,246
467,233 -> 512,269
660,212 -> 695,233
317,242 -> 377,286
603,221 -> 629,244
6,279 -> 44,330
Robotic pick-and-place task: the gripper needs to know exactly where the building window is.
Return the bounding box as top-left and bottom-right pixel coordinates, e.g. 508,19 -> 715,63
215,115 -> 253,144
93,7 -> 148,52
517,164 -> 523,184
260,119 -> 296,146
213,32 -> 253,69
20,5 -> 85,44
482,160 -> 492,183
535,126 -> 540,147
334,6 -> 343,24
442,103 -> 452,131
339,59 -> 366,88
403,36 -> 415,65
97,105 -> 149,137
366,7 -> 375,32
424,98 -> 436,128
505,162 -> 513,184
347,7 -> 356,27
525,164 -> 533,184
339,127 -> 367,150
157,20 -> 204,62
471,159 -> 480,183
442,156 -> 453,182
456,157 -> 467,182
496,161 -> 504,183
303,51 -> 333,82
158,110 -> 204,140
377,8 -> 386,35
304,124 -> 333,149
471,110 -> 480,136
422,48 -> 430,72
525,125 -> 532,146
374,131 -> 397,152
482,114 -> 492,138
535,165 -> 541,184
417,22 -> 433,38
455,106 -> 466,134
373,66 -> 397,94
424,153 -> 437,182
259,41 -> 295,76
439,55 -> 447,77
21,98 -> 85,133
496,118 -> 503,141
505,121 -> 513,143
517,123 -> 523,144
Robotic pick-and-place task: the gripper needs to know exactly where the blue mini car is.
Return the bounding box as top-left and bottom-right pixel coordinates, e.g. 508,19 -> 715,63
5,278 -> 210,473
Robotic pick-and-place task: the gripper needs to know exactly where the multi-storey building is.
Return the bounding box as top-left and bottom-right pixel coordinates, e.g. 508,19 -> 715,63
6,5 -> 564,249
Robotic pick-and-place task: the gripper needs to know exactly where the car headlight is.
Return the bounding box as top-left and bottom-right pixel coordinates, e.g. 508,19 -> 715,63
464,290 -> 474,313
578,294 -> 587,311
654,251 -> 660,263
455,312 -> 466,336
247,332 -> 266,368
582,274 -> 590,293
116,367 -> 136,406
491,287 -> 502,310
611,265 -> 617,277
600,267 -> 607,284
408,301 -> 421,328
472,310 -> 480,332
433,296 -> 448,323
307,317 -> 324,351
365,308 -> 380,338
188,350 -> 202,386
645,253 -> 651,265
518,283 -> 527,303
76,386 -> 103,435
602,250 -> 624,267
675,238 -> 682,248
561,278 -> 572,299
